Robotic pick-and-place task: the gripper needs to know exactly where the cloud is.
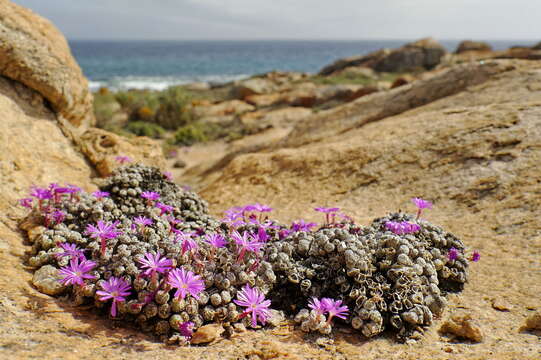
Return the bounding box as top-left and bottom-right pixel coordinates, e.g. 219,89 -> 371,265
11,0 -> 541,40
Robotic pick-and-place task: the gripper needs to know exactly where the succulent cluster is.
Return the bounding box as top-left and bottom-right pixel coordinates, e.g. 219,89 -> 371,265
22,163 -> 479,344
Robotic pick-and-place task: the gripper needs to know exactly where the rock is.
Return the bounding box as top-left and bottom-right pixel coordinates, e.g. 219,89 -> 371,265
439,313 -> 484,343
190,324 -> 225,344
336,66 -> 377,79
491,298 -> 511,311
173,159 -> 187,168
245,93 -> 283,107
285,60 -> 514,147
232,78 -> 276,99
390,75 -> 416,89
319,38 -> 447,75
266,310 -> 286,327
0,0 -> 94,132
78,128 -> 166,177
27,226 -> 46,244
455,40 -> 493,54
32,265 -> 67,296
183,82 -> 210,91
532,41 -> 541,50
523,312 -> 541,331
192,100 -> 255,118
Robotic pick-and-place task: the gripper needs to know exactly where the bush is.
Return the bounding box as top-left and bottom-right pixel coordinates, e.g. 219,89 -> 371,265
154,87 -> 194,130
172,123 -> 208,146
125,121 -> 166,139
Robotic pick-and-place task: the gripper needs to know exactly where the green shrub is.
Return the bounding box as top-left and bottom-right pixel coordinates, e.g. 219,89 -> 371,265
154,87 -> 194,130
125,121 -> 166,139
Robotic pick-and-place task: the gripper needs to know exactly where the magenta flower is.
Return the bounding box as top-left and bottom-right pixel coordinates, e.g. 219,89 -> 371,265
163,171 -> 173,181
30,186 -> 53,200
470,250 -> 481,262
137,251 -> 173,278
181,237 -> 199,256
141,191 -> 160,205
234,284 -> 272,327
155,202 -> 174,216
44,209 -> 65,228
179,321 -> 194,338
385,221 -> 420,235
321,298 -> 349,323
308,297 -> 327,316
92,191 -> 110,199
231,230 -> 265,263
54,242 -> 86,260
315,207 -> 340,224
279,229 -> 292,239
19,198 -> 33,209
58,257 -> 96,286
133,215 -> 153,229
291,219 -> 317,232
85,220 -> 122,256
205,233 -> 227,248
412,197 -> 433,219
115,155 -> 132,164
96,277 -> 132,317
167,268 -> 205,300
245,203 -> 273,213
447,247 -> 459,261
254,227 -> 269,243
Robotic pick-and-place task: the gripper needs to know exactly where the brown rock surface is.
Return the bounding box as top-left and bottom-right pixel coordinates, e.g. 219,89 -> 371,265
0,0 -> 94,132
455,40 -> 493,54
439,312 -> 484,342
319,37 -> 446,75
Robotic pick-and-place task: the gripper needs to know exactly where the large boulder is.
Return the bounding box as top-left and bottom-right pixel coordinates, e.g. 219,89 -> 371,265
319,38 -> 447,75
455,40 -> 493,53
0,0 -> 94,133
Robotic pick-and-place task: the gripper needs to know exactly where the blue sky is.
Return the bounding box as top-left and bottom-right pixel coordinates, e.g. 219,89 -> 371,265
12,0 -> 541,40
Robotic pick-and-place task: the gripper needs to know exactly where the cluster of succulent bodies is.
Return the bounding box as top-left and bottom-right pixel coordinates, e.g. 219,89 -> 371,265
22,164 -> 478,344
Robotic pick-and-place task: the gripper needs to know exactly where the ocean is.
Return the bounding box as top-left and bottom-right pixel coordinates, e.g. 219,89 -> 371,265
69,40 -> 536,92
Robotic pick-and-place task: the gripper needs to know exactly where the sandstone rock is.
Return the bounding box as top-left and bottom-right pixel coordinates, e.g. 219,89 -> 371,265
390,75 -> 416,89
491,298 -> 511,312
192,100 -> 255,118
78,128 -> 166,177
319,38 -> 446,75
32,265 -> 67,296
523,312 -> 541,331
336,66 -> 377,79
27,226 -> 46,244
245,93 -> 283,107
0,0 -> 94,132
439,313 -> 484,343
455,40 -> 493,54
190,323 -> 225,344
232,78 -> 276,99
285,60 -> 514,147
173,159 -> 187,168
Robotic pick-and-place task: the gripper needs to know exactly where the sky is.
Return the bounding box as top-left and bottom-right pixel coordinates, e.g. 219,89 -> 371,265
12,0 -> 541,41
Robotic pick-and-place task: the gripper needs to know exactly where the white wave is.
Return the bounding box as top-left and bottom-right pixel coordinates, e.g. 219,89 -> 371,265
89,74 -> 250,92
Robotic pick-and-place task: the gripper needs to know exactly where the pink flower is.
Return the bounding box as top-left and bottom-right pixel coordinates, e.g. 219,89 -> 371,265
155,202 -> 174,216
321,298 -> 349,323
141,191 -> 160,205
385,221 -> 420,235
85,220 -> 122,256
231,230 -> 265,263
471,250 -> 480,262
133,216 -> 153,228
163,171 -> 173,181
167,268 -> 205,300
447,247 -> 459,261
308,297 -> 326,316
181,237 -> 199,256
58,257 -> 96,286
115,156 -> 132,164
412,197 -> 432,219
92,191 -> 110,199
291,219 -> 317,232
30,186 -> 53,200
315,207 -> 340,224
204,233 -> 227,248
18,198 -> 33,209
234,284 -> 272,327
54,242 -> 86,260
179,321 -> 194,338
137,251 -> 173,278
96,277 -> 132,317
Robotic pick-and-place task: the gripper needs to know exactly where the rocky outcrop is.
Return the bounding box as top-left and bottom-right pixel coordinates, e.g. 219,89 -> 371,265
319,38 -> 447,75
284,60 -> 514,147
0,0 -> 94,132
455,40 -> 492,53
